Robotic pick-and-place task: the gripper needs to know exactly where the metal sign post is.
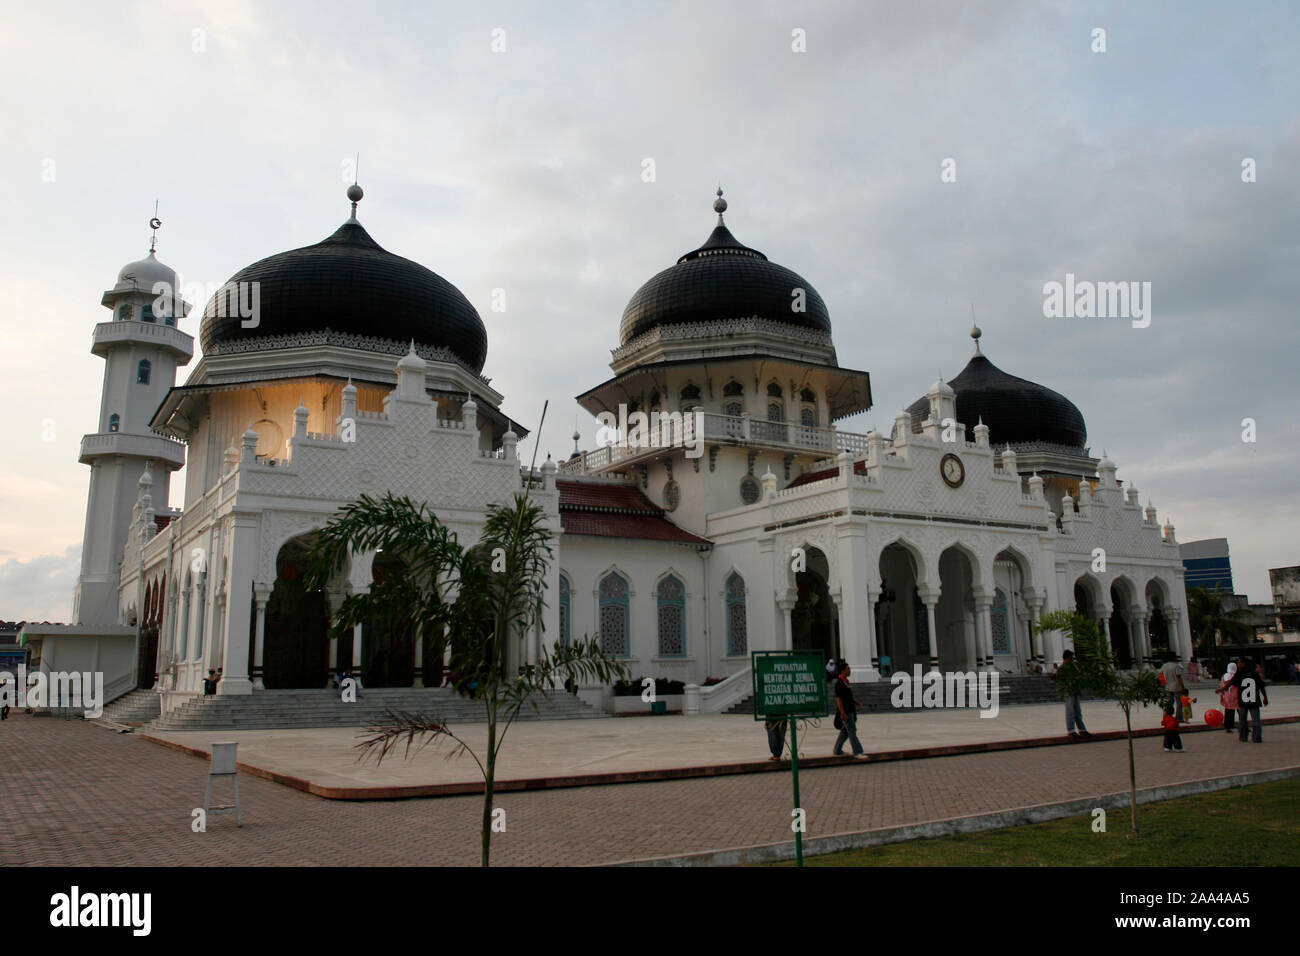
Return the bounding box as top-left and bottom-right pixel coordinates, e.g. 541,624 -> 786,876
752,650 -> 828,867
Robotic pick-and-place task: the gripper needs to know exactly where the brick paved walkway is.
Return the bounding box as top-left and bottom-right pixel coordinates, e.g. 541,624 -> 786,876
2,714 -> 1297,866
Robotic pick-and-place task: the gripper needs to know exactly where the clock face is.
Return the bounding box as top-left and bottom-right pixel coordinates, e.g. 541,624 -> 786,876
940,453 -> 965,488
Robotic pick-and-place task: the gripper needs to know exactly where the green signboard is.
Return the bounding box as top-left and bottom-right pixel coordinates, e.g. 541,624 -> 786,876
751,650 -> 828,720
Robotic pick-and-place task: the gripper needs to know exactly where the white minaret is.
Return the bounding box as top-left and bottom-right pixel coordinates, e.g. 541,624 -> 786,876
73,217 -> 194,625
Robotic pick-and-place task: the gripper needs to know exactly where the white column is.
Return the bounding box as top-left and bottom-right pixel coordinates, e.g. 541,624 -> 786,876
218,515 -> 257,696
412,628 -> 424,688
352,624 -> 363,679
864,587 -> 881,680
778,597 -> 795,652
919,587 -> 940,671
975,592 -> 995,672
251,584 -> 272,691
1028,591 -> 1044,664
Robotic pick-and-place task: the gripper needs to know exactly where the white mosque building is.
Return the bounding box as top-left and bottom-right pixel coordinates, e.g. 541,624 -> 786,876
22,186 -> 1194,717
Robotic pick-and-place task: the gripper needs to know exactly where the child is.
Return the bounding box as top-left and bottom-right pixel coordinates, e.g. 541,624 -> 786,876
1162,699 -> 1184,753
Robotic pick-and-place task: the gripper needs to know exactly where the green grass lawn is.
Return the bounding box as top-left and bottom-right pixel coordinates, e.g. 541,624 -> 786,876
770,777 -> 1300,866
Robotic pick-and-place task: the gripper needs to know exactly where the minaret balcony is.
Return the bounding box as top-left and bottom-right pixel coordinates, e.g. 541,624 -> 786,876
79,431 -> 186,468
560,410 -> 872,474
91,320 -> 194,360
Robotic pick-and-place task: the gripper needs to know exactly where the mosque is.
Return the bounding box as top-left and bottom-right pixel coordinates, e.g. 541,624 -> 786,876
20,185 -> 1194,717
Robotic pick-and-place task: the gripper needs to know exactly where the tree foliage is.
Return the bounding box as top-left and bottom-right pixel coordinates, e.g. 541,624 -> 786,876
305,491 -> 629,866
1037,609 -> 1166,834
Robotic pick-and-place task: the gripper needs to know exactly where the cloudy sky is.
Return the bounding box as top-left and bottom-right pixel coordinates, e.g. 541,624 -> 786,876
2,0 -> 1297,621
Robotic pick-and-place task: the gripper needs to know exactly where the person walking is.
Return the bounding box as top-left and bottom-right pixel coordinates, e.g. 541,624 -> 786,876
202,669 -> 220,695
764,718 -> 787,761
1160,652 -> 1186,722
1218,660 -> 1239,733
831,660 -> 866,758
1231,659 -> 1268,743
1053,650 -> 1092,740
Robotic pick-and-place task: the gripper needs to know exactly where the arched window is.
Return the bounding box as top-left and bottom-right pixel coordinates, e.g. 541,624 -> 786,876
598,573 -> 629,657
726,572 -> 747,656
559,573 -> 571,648
108,414 -> 120,433
766,383 -> 784,422
679,384 -> 701,412
657,575 -> 685,657
990,588 -> 1010,655
722,381 -> 744,418
117,304 -> 132,321
141,304 -> 156,323
800,388 -> 817,427
137,359 -> 151,385
164,312 -> 175,327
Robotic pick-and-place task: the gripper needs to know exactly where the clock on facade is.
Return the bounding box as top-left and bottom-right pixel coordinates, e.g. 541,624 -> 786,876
940,453 -> 965,488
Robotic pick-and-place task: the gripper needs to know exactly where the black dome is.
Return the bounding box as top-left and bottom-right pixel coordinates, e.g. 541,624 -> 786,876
199,220 -> 488,373
906,353 -> 1088,450
619,218 -> 831,346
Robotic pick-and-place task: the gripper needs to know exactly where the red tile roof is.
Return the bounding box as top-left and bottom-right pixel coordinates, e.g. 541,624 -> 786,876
786,460 -> 866,488
556,479 -> 710,547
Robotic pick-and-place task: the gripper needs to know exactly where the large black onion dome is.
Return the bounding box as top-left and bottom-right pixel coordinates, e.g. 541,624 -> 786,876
199,207 -> 488,373
619,191 -> 831,346
906,352 -> 1088,450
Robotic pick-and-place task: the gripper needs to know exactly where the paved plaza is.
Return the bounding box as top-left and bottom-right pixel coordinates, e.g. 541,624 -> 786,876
140,683 -> 1300,796
3,686 -> 1298,866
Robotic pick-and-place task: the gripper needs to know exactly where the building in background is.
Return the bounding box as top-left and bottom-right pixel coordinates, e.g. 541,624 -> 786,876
1181,538 -> 1234,593
1269,566 -> 1300,634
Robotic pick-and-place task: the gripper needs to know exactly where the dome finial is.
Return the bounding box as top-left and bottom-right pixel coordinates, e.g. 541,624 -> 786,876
346,163 -> 364,224
149,200 -> 162,255
970,304 -> 982,354
713,185 -> 727,224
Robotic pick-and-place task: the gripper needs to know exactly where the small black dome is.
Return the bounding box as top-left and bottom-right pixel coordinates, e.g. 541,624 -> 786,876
906,353 -> 1087,450
200,220 -> 488,373
619,213 -> 830,346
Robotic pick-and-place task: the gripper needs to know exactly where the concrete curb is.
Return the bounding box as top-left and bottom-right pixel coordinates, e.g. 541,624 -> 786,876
139,714 -> 1300,801
612,765 -> 1300,867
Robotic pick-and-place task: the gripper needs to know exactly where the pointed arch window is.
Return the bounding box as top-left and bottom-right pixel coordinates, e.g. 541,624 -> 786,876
117,304 -> 132,321
679,384 -> 701,412
137,359 -> 151,385
766,383 -> 785,422
726,572 -> 747,656
657,575 -> 685,657
141,304 -> 156,323
991,588 -> 1010,655
108,413 -> 120,433
559,573 -> 572,648
598,572 -> 629,657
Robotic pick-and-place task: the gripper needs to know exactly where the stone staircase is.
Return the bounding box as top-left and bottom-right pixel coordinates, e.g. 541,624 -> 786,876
99,689 -> 162,726
724,674 -> 1070,716
148,687 -> 605,732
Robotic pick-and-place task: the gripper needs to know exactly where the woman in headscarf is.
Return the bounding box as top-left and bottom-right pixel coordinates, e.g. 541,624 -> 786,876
1217,660 -> 1238,733
1230,658 -> 1268,743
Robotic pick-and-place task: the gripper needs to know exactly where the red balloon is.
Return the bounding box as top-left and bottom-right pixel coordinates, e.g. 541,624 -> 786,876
1204,708 -> 1224,728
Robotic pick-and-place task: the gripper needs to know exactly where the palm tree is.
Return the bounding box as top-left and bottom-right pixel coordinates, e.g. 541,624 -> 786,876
306,490 -> 627,866
1038,610 -> 1165,834
1186,587 -> 1253,656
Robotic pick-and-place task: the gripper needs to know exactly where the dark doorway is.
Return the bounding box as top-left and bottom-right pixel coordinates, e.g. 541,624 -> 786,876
793,547 -> 835,660
263,537 -> 330,688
